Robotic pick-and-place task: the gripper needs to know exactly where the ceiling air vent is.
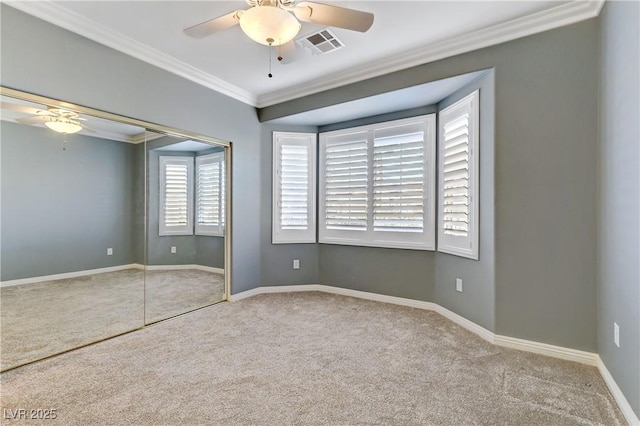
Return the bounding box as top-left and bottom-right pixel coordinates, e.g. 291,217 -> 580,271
298,28 -> 344,55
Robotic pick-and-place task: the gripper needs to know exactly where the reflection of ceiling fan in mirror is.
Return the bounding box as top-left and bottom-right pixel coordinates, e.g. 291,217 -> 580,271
184,0 -> 374,46
1,102 -> 91,134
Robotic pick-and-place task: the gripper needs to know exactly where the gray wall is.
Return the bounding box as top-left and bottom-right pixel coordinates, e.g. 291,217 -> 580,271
262,20 -> 600,351
598,0 -> 640,417
434,71 -> 495,331
196,236 -> 225,269
492,21 -> 598,352
1,122 -> 139,280
1,5 -> 261,293
260,123 -> 320,286
320,245 -> 436,302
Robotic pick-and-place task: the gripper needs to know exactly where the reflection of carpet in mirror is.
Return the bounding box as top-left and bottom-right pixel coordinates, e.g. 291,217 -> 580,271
144,269 -> 225,324
1,268 -> 224,371
1,269 -> 145,371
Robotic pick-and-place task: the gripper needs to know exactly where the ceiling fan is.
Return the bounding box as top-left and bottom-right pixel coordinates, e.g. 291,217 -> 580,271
184,0 -> 374,46
1,102 -> 90,134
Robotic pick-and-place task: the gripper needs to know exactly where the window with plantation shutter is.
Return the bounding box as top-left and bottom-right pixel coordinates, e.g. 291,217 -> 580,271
324,132 -> 368,232
195,152 -> 225,237
159,156 -> 193,236
373,128 -> 425,233
438,90 -> 479,260
272,132 -> 316,244
319,115 -> 435,250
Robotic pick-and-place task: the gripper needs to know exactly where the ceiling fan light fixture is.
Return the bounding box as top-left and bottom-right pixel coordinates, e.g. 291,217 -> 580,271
238,5 -> 301,46
44,117 -> 83,134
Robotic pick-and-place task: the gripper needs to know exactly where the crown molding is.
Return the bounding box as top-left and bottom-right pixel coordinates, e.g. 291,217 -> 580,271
5,1 -> 258,106
7,0 -> 604,109
127,131 -> 167,145
256,0 -> 605,107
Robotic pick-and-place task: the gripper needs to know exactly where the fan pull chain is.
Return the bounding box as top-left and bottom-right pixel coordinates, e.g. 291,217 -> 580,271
267,39 -> 274,78
62,133 -> 68,150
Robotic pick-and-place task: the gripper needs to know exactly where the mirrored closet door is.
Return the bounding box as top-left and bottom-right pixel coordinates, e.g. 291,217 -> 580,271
0,88 -> 230,371
0,93 -> 147,370
144,133 -> 227,324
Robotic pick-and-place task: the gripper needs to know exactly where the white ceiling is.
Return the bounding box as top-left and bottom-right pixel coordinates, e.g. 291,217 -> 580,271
154,140 -> 219,152
9,1 -> 602,108
270,70 -> 486,126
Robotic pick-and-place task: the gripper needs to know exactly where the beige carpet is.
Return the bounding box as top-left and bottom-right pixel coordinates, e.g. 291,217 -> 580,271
0,292 -> 624,425
1,269 -> 224,371
145,269 -> 225,324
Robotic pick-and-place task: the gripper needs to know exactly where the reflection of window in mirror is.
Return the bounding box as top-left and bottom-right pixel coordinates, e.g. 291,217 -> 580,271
159,151 -> 225,237
195,152 -> 225,237
159,156 -> 194,236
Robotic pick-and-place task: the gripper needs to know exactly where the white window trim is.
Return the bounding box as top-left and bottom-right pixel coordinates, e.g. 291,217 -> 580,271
159,156 -> 194,236
195,151 -> 225,237
437,90 -> 480,260
272,131 -> 317,244
319,115 -> 436,251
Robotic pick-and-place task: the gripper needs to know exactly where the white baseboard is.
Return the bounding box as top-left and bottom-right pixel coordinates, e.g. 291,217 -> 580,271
231,284 -> 437,307
229,284 -> 640,422
316,285 -> 440,311
493,334 -> 598,366
229,284 -> 324,301
230,284 -> 596,364
597,356 -> 640,425
1,264 -> 224,288
430,304 -> 496,344
145,264 -> 224,274
0,264 -> 144,288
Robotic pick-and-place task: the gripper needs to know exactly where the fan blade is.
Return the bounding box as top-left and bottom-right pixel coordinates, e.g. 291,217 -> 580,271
293,2 -> 374,33
184,10 -> 242,39
0,102 -> 50,116
15,116 -> 48,125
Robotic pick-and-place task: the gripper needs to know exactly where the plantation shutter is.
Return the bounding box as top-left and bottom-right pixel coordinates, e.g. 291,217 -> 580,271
324,136 -> 368,231
159,156 -> 193,236
220,160 -> 225,231
196,152 -> 224,236
442,114 -> 470,236
373,130 -> 425,232
272,132 -> 316,244
438,90 -> 479,259
280,144 -> 309,230
319,115 -> 435,250
165,163 -> 188,226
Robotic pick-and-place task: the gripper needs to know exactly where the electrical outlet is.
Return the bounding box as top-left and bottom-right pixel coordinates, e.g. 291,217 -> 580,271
171,246 -> 177,254
614,322 -> 620,348
107,248 -> 113,256
293,259 -> 300,270
456,278 -> 463,293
